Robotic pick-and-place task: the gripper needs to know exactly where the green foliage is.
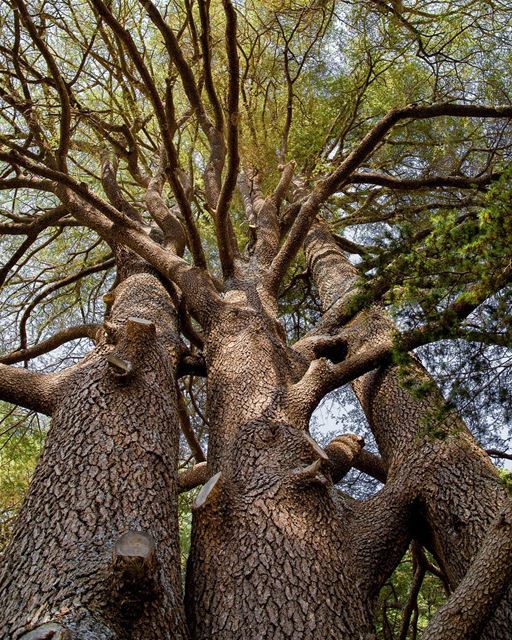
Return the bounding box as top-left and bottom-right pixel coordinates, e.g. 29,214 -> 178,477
178,489 -> 197,572
499,469 -> 512,497
0,405 -> 46,550
375,547 -> 447,639
365,167 -> 512,335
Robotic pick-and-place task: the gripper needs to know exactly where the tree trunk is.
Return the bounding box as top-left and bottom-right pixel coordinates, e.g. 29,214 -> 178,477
0,271 -> 188,640
185,292 -> 411,639
304,221 -> 512,638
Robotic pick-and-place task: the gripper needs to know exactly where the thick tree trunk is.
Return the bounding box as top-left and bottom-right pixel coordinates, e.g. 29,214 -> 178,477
304,221 -> 512,638
0,271 -> 188,640
185,293 -> 411,639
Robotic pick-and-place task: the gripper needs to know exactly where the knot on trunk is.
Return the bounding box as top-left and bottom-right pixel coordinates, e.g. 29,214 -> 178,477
111,530 -> 158,622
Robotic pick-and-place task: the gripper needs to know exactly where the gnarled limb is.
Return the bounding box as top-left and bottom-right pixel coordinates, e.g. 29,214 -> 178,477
144,154 -> 187,254
101,152 -> 144,223
304,218 -> 512,637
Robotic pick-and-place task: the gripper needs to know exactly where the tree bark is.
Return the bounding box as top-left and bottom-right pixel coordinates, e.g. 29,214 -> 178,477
304,221 -> 512,638
0,271 -> 188,640
185,290 -> 411,639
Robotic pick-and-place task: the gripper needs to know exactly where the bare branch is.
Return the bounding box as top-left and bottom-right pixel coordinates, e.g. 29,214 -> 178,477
89,0 -> 207,268
354,449 -> 387,484
269,103 -> 512,292
0,324 -> 99,365
145,160 -> 187,255
347,171 -> 500,191
18,258 -> 114,351
13,0 -> 71,170
487,449 -> 512,462
101,154 -> 144,223
177,385 -> 206,463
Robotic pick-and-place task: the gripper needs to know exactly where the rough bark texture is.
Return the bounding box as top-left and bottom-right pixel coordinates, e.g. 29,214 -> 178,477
0,271 -> 188,640
422,503 -> 512,640
1,200 -> 510,640
185,284 -> 412,639
304,220 -> 512,638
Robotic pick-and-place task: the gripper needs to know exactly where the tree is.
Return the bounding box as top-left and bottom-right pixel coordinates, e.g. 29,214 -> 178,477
0,0 -> 511,638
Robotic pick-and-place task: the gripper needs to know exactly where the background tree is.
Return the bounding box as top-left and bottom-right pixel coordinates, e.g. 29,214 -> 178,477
0,0 -> 511,638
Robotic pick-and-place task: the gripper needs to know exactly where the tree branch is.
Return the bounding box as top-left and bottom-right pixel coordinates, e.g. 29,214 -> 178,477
0,364 -> 58,415
487,449 -> 512,462
347,171 -> 500,191
269,102 -> 512,292
0,324 -> 99,365
178,462 -> 208,493
18,258 -> 114,351
90,0 -> 207,268
0,152 -> 221,321
13,0 -> 71,170
214,0 -> 240,280
422,504 -> 512,640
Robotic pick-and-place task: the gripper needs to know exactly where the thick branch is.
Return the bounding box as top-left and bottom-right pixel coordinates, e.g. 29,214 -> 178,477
422,504 -> 512,640
178,462 -> 208,493
354,449 -> 387,483
0,364 -> 58,415
101,154 -> 143,223
324,433 -> 365,483
145,160 -> 187,254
